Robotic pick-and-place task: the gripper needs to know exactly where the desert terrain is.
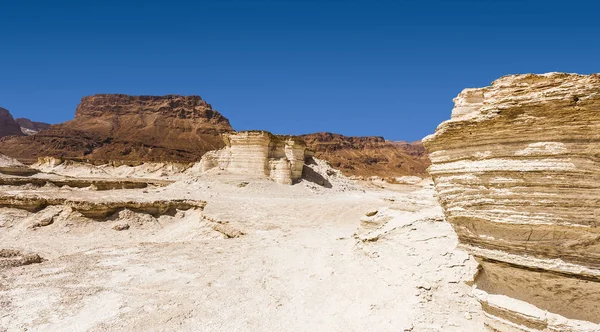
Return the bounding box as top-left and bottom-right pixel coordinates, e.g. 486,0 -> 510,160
0,156 -> 482,331
3,73 -> 600,332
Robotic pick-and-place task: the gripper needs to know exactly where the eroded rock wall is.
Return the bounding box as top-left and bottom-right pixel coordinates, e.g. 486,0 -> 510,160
200,131 -> 309,184
423,73 -> 600,331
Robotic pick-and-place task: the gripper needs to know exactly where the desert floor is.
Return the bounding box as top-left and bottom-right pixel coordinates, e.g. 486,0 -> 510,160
0,164 -> 483,332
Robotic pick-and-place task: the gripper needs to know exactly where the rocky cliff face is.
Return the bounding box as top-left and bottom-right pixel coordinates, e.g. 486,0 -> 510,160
301,133 -> 430,180
200,131 -> 310,184
0,95 -> 233,163
0,108 -> 24,138
15,118 -> 51,135
423,73 -> 600,331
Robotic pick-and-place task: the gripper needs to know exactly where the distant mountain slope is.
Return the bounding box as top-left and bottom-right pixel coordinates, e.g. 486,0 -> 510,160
301,132 -> 430,179
15,118 -> 51,135
0,107 -> 25,138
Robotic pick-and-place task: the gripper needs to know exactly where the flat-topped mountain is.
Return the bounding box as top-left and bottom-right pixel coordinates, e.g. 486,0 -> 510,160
0,94 -> 233,163
0,107 -> 25,138
301,132 -> 430,179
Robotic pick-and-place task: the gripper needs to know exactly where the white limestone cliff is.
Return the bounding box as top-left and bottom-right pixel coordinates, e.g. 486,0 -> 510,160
199,131 -> 311,184
423,73 -> 600,331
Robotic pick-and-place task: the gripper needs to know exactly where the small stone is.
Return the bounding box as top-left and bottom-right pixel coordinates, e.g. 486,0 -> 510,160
365,210 -> 378,217
113,223 -> 130,231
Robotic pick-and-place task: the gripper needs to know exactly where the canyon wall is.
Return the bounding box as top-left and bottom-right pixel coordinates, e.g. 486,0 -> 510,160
423,73 -> 600,331
200,131 -> 310,184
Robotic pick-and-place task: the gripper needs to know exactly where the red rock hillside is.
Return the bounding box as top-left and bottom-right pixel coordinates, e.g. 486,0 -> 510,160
0,95 -> 233,163
301,132 -> 430,179
0,107 -> 25,138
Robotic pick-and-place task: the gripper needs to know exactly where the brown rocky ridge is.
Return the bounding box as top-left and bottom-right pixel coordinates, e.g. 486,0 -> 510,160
301,132 -> 430,180
0,107 -> 25,138
0,95 -> 430,180
0,94 -> 233,164
423,73 -> 600,331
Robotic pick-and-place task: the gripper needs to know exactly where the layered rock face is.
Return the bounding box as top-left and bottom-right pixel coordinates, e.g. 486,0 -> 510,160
0,108 -> 24,138
0,95 -> 232,163
301,133 -> 430,180
200,131 -> 310,184
423,73 -> 600,331
15,118 -> 51,135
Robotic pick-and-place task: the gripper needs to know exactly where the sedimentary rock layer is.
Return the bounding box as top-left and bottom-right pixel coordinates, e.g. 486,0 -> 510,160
301,133 -> 430,179
0,176 -> 171,190
0,154 -> 39,176
0,195 -> 205,219
0,95 -> 233,163
423,73 -> 600,331
200,131 -> 310,184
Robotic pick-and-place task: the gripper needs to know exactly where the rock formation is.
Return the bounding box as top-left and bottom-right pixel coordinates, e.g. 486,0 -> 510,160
0,154 -> 38,176
423,73 -> 600,331
0,249 -> 44,270
301,133 -> 430,180
0,195 -> 205,219
0,107 -> 24,138
0,96 -> 432,180
200,131 -> 311,184
15,118 -> 51,135
0,94 -> 233,163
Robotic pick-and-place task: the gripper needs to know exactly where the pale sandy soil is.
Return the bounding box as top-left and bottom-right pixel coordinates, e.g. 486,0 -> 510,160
0,163 -> 484,331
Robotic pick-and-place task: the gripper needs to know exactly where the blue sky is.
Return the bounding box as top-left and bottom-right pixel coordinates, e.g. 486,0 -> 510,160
1,0 -> 599,141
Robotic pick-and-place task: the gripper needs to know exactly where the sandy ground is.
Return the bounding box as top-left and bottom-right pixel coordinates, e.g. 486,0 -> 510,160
0,163 -> 484,332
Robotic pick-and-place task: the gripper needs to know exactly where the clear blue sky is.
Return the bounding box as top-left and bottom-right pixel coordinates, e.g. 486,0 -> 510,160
1,0 -> 598,141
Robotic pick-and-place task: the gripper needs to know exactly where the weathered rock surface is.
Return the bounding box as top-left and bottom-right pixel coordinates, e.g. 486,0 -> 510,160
0,175 -> 170,190
200,131 -> 310,184
0,195 -> 205,219
0,249 -> 44,270
0,154 -> 39,176
15,118 -> 51,135
301,132 -> 430,180
423,73 -> 600,331
0,94 -> 233,163
0,107 -> 24,138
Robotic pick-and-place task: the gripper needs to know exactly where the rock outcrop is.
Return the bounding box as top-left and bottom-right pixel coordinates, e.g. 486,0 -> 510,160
15,118 -> 51,135
301,133 -> 430,180
0,249 -> 44,270
0,108 -> 24,138
0,176 -> 170,190
0,95 -> 233,163
0,195 -> 205,219
0,154 -> 38,176
200,131 -> 310,184
423,73 -> 600,331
